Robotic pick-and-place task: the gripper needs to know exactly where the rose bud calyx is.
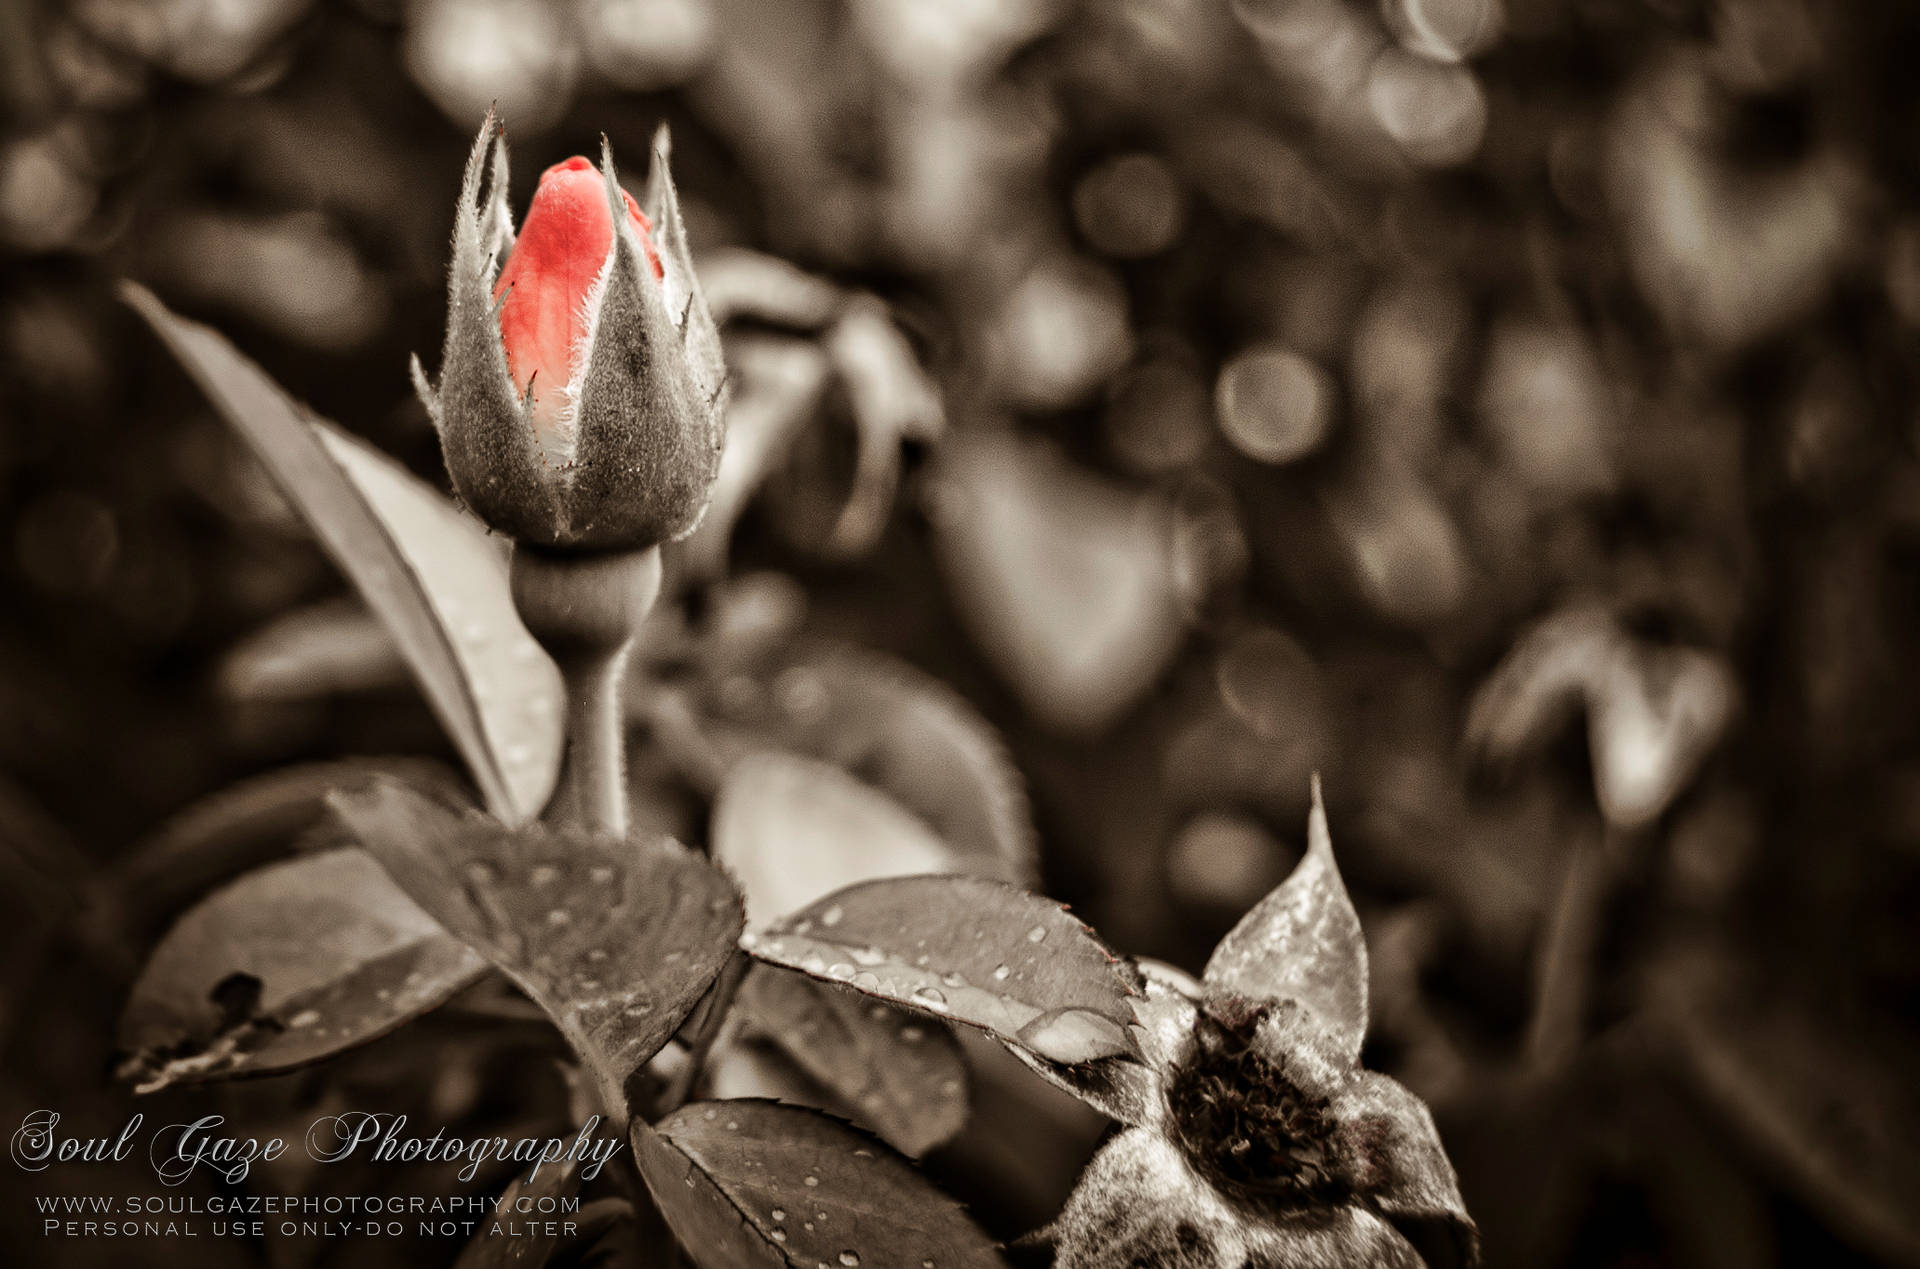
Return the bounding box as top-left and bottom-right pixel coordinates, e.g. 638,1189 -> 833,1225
414,114 -> 728,551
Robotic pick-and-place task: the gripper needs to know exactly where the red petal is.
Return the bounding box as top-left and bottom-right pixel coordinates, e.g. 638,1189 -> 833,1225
493,156 -> 664,434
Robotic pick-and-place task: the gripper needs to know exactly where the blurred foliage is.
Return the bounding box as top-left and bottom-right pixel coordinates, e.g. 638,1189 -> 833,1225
4,0 -> 1920,1265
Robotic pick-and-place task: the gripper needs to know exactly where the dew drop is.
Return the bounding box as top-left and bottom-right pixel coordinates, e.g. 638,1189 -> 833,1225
898,1025 -> 924,1043
992,964 -> 1011,981
287,1010 -> 321,1029
530,864 -> 560,887
910,987 -> 947,1010
803,1175 -> 820,1188
1026,925 -> 1048,943
771,1208 -> 786,1222
1018,1008 -> 1128,1064
850,945 -> 886,966
739,931 -> 760,950
820,905 -> 844,928
940,972 -> 967,988
852,972 -> 880,989
802,954 -> 827,974
546,909 -> 572,927
839,1254 -> 861,1267
827,963 -> 855,980
770,1227 -> 787,1243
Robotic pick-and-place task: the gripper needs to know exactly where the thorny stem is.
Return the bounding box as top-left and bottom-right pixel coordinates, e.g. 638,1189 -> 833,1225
509,544 -> 663,838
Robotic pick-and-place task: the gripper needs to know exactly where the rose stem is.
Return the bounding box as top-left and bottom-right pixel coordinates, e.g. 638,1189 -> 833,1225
658,950 -> 748,1114
1525,822 -> 1635,1071
510,544 -> 663,838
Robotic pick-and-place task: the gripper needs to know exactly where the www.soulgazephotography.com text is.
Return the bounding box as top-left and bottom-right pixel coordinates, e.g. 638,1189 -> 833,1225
12,1108 -> 624,1241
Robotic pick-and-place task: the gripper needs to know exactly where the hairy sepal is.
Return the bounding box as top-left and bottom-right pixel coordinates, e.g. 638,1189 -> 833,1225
644,125 -> 727,412
556,137 -> 724,550
434,112 -> 558,544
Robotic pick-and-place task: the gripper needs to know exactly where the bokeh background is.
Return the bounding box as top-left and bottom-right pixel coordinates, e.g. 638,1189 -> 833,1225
4,0 -> 1920,1265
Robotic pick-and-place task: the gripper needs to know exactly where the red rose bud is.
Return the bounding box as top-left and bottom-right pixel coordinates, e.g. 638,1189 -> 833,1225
493,157 -> 663,435
414,114 -> 728,551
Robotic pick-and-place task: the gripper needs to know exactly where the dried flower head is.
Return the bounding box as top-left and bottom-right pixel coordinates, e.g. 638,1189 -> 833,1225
1043,784 -> 1479,1268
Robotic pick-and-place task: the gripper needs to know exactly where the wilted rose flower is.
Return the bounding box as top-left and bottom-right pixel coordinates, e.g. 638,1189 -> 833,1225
1050,996 -> 1476,1267
413,114 -> 728,551
1038,787 -> 1478,1268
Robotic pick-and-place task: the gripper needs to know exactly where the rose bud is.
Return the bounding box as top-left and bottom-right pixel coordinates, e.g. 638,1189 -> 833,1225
413,114 -> 728,551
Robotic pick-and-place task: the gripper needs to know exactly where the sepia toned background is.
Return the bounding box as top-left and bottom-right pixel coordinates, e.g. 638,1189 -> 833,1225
3,0 -> 1919,1264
